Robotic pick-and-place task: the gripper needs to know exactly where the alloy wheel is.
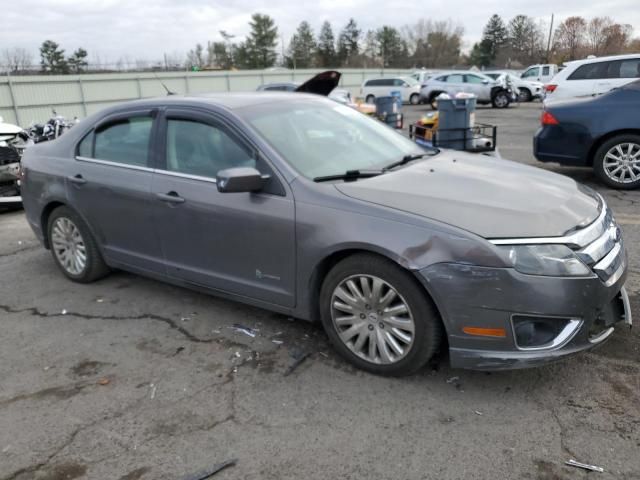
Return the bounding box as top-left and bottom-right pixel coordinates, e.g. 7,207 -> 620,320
51,217 -> 87,275
330,274 -> 415,365
494,93 -> 509,108
603,142 -> 640,184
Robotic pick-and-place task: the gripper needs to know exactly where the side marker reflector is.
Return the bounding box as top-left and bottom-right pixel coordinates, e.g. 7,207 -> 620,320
462,327 -> 507,338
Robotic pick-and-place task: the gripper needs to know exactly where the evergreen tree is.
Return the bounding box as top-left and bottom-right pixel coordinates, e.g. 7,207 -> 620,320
337,18 -> 361,66
287,21 -> 316,68
245,13 -> 278,68
67,48 -> 88,73
316,21 -> 336,67
40,40 -> 68,74
375,26 -> 407,68
482,14 -> 508,62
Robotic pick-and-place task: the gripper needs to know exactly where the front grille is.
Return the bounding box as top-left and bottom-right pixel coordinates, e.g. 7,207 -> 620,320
0,146 -> 20,166
572,207 -> 625,286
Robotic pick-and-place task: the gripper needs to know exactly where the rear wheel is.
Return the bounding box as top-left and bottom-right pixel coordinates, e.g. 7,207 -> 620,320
492,91 -> 510,108
594,135 -> 640,189
365,95 -> 375,104
319,254 -> 443,376
47,206 -> 110,282
409,93 -> 420,105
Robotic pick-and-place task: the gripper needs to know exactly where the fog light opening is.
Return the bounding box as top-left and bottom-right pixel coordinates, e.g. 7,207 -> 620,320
512,316 -> 581,350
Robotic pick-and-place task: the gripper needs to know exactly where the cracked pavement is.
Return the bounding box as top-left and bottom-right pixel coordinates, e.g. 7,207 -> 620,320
1,103 -> 639,479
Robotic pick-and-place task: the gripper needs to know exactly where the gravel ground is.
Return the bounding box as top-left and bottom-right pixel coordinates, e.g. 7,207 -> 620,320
1,102 -> 639,480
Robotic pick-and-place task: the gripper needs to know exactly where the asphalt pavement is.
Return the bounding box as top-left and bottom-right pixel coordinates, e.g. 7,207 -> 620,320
1,102 -> 639,480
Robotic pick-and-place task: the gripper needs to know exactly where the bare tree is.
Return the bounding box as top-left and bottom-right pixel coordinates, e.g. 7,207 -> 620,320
2,47 -> 34,73
554,16 -> 587,61
404,19 -> 464,68
587,17 -> 614,55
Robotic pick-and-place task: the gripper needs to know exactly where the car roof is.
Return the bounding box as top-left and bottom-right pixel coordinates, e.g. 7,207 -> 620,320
96,92 -> 328,113
565,53 -> 640,66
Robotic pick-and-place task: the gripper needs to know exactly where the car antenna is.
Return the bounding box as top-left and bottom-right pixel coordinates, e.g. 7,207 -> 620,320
154,73 -> 176,96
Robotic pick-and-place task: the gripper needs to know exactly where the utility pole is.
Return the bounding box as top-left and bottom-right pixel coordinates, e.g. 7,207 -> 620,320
546,14 -> 555,63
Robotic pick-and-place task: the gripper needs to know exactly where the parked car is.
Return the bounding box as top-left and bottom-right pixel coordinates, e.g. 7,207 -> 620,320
257,71 -> 351,101
485,71 -> 543,102
21,93 -> 630,376
360,77 -> 422,105
0,117 -> 28,207
419,71 -> 515,109
521,63 -> 558,84
543,54 -> 640,104
534,79 -> 640,189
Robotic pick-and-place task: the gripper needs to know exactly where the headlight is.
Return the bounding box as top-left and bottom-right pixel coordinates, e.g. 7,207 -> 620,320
499,245 -> 591,277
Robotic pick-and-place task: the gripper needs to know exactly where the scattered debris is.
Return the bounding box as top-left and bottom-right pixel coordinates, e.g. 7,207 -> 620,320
318,352 -> 329,358
96,298 -> 104,303
180,458 -> 237,480
234,351 -> 241,358
150,383 -> 157,399
283,351 -> 311,377
565,459 -> 604,473
181,317 -> 190,322
446,376 -> 460,384
2,445 -> 11,453
229,324 -> 258,337
61,309 -> 67,315
474,410 -> 483,416
212,329 -> 221,334
97,377 -> 110,386
271,340 -> 284,345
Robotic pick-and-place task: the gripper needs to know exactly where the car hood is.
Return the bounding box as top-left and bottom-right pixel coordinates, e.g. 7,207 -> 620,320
335,152 -> 600,239
295,70 -> 341,96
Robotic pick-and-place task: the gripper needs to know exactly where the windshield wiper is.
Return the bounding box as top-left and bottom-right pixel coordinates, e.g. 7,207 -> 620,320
382,150 -> 439,172
313,169 -> 383,182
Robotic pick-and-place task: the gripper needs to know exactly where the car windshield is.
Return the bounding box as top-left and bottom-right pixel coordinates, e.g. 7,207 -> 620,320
242,98 -> 429,179
404,77 -> 418,86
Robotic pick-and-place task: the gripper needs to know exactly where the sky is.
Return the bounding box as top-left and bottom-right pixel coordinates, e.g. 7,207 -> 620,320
1,0 -> 639,65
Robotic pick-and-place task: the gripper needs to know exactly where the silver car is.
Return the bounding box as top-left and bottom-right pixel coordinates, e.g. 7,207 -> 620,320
20,93 -> 631,376
420,71 -> 514,109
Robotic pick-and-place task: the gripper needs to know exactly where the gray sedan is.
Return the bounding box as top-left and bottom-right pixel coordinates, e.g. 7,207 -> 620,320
20,93 -> 631,375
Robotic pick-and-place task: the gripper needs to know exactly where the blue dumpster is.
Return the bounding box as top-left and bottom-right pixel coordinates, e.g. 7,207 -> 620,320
436,95 -> 476,150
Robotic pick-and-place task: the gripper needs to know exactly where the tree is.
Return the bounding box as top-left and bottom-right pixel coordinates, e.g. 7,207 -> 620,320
375,26 -> 407,67
469,39 -> 493,67
554,16 -> 587,61
362,30 -> 379,67
1,47 -> 33,73
67,48 -> 88,73
602,23 -> 633,55
587,17 -> 614,55
186,43 -> 205,70
244,13 -> 278,69
506,15 -> 544,66
406,19 -> 464,68
337,18 -> 361,66
316,21 -> 336,68
287,21 -> 316,68
481,14 -> 508,64
40,40 -> 68,74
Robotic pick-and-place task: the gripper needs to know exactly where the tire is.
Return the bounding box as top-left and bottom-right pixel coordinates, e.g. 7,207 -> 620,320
518,88 -> 532,102
409,93 -> 420,105
429,93 -> 441,110
365,95 -> 375,104
47,206 -> 110,283
492,91 -> 510,108
319,253 -> 443,376
593,134 -> 640,190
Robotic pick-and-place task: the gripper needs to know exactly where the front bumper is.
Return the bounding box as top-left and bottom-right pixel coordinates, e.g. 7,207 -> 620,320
418,260 -> 630,370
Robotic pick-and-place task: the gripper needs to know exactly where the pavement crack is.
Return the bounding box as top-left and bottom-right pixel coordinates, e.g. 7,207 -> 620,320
0,304 -> 244,347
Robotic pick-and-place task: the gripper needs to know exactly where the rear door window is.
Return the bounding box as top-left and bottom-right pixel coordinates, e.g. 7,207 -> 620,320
615,59 -> 640,78
92,116 -> 153,167
465,74 -> 485,84
568,62 -> 610,80
542,66 -> 550,76
446,74 -> 464,83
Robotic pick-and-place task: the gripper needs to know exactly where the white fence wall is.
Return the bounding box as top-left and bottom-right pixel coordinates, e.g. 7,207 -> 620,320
0,69 -> 413,126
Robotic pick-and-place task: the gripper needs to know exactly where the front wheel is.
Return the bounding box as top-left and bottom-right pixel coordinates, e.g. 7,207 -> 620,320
518,88 -> 532,102
319,254 -> 443,376
593,135 -> 640,189
365,95 -> 375,104
492,91 -> 510,108
409,93 -> 420,105
47,206 -> 110,282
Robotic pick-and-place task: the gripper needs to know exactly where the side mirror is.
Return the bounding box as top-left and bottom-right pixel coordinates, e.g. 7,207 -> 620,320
482,79 -> 489,84
216,167 -> 268,193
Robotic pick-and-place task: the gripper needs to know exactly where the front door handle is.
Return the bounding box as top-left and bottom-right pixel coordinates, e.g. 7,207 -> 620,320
68,174 -> 87,185
156,191 -> 185,204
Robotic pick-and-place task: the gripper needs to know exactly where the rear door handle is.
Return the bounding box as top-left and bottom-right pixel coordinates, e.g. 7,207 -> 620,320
68,174 -> 87,185
156,191 -> 185,204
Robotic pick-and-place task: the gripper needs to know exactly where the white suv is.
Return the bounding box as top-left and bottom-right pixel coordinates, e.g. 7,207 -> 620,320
544,54 -> 640,104
360,77 -> 422,105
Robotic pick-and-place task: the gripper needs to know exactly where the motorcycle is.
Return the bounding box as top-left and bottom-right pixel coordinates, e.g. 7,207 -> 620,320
0,117 -> 29,207
27,110 -> 79,143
